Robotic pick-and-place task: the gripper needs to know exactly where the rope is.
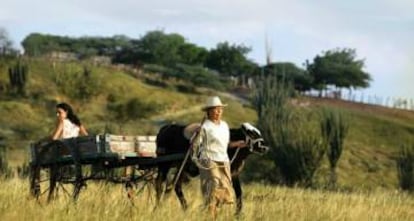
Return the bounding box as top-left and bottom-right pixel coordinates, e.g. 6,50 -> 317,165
172,116 -> 206,188
230,147 -> 241,164
192,136 -> 245,170
192,158 -> 227,170
192,130 -> 266,171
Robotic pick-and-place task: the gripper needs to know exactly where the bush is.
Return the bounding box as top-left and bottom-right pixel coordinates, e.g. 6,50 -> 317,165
175,84 -> 196,94
144,78 -> 168,88
107,97 -> 164,121
143,64 -> 175,80
143,63 -> 229,90
55,66 -> 101,100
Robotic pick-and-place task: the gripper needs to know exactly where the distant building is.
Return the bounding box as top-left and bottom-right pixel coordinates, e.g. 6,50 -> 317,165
45,51 -> 78,62
89,56 -> 111,66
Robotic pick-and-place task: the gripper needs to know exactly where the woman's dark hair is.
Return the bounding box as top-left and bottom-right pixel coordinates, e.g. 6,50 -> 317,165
56,102 -> 81,126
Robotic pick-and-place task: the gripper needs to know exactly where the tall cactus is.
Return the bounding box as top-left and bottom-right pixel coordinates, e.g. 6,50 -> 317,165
253,74 -> 326,187
0,137 -> 12,178
397,143 -> 414,192
320,108 -> 349,188
8,60 -> 28,95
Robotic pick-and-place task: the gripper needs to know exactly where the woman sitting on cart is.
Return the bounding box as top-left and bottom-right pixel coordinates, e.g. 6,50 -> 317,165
51,102 -> 88,140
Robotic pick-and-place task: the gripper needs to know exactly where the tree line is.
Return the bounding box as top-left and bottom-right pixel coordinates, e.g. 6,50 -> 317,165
2,28 -> 372,94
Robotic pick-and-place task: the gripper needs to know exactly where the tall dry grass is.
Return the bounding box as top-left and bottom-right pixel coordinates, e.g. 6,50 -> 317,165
1,178 -> 414,221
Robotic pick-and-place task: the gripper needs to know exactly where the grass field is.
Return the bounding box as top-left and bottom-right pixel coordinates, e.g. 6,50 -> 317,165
1,177 -> 414,221
2,57 -> 414,220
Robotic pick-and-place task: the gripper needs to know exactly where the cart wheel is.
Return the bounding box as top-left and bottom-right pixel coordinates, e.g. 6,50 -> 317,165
126,168 -> 157,206
29,164 -> 41,198
30,164 -> 84,202
29,164 -> 58,202
53,165 -> 85,201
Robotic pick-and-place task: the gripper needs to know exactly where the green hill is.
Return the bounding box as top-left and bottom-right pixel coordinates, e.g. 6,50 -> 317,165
1,57 -> 414,191
0,57 -> 256,163
307,97 -> 414,189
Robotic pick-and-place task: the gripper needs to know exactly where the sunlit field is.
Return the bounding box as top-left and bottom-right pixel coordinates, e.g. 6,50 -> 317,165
1,178 -> 414,221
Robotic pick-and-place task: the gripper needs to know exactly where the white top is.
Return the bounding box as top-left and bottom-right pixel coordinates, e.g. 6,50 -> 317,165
195,119 -> 230,162
62,119 -> 80,139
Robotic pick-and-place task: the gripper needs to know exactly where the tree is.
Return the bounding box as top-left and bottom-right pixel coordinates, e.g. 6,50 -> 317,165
113,31 -> 207,67
178,43 -> 208,65
0,28 -> 17,56
137,30 -> 186,66
205,42 -> 254,77
306,48 -> 371,95
263,62 -> 312,92
22,33 -> 132,58
22,33 -> 54,56
112,39 -> 141,65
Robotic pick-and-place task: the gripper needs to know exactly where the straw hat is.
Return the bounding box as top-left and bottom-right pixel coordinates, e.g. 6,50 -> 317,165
183,123 -> 201,140
201,96 -> 227,111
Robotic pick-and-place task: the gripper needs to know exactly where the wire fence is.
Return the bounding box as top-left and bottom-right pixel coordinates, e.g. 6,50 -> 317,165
304,90 -> 414,111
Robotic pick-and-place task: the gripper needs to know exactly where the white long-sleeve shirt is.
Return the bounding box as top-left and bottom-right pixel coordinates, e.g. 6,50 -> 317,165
195,119 -> 230,162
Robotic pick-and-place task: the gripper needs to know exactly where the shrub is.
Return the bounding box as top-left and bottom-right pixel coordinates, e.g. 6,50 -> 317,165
144,78 -> 168,88
175,84 -> 196,94
107,98 -> 164,121
143,63 -> 229,90
55,66 -> 101,100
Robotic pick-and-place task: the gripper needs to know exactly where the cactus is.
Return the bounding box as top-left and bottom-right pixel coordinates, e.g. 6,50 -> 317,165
0,138 -> 12,178
397,143 -> 414,192
8,60 -> 28,95
320,108 -> 349,188
253,75 -> 326,187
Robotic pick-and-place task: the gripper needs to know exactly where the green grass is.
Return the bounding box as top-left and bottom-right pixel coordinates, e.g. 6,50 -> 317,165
1,58 -> 414,191
306,97 -> 414,189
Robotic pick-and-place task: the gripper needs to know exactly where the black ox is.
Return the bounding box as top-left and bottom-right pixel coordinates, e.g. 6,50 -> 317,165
155,122 -> 269,214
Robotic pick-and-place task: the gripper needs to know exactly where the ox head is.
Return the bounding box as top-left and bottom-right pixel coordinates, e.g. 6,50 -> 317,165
240,123 -> 269,154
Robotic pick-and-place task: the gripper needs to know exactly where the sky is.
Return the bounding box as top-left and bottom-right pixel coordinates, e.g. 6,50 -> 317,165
1,0 -> 413,99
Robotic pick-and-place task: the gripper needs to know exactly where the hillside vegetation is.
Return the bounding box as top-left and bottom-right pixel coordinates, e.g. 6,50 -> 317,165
1,57 -> 414,191
306,97 -> 414,189
0,57 -> 256,163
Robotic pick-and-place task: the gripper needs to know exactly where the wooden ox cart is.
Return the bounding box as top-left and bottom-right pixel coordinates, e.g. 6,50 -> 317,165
29,134 -> 185,202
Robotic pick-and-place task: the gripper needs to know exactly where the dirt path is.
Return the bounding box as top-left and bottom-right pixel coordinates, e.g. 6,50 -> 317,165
217,91 -> 250,105
150,91 -> 251,121
150,104 -> 204,120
